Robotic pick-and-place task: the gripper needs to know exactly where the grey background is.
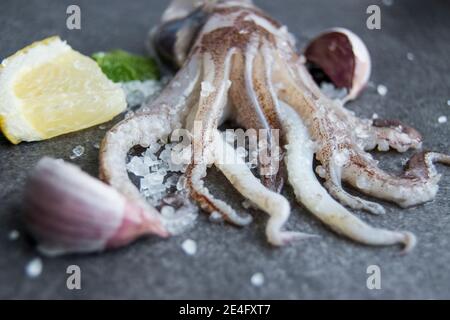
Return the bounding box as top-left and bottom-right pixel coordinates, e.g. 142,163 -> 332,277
0,0 -> 449,299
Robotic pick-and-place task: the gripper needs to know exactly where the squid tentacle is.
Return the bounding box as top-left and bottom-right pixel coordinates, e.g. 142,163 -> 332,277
273,61 -> 386,215
186,162 -> 252,225
369,119 -> 423,152
250,41 -> 287,191
229,45 -> 277,187
238,38 -> 285,191
186,50 -> 252,226
100,114 -> 172,208
321,159 -> 386,215
342,150 -> 450,208
280,101 -> 415,252
213,130 -> 316,246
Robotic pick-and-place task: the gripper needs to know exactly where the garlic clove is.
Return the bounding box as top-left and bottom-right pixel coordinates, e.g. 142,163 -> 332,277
24,157 -> 169,256
303,28 -> 371,102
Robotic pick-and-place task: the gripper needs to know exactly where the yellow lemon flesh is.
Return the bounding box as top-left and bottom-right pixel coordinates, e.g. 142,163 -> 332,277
0,37 -> 126,144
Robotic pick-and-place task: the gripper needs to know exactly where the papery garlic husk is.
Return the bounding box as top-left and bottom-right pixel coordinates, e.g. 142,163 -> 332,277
24,157 -> 169,256
304,27 -> 372,102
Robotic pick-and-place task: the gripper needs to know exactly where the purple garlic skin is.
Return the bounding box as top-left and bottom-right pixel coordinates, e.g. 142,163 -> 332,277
24,157 -> 169,256
304,27 -> 372,102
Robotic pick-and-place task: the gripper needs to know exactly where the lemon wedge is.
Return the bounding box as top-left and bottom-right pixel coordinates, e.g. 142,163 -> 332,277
0,36 -> 126,144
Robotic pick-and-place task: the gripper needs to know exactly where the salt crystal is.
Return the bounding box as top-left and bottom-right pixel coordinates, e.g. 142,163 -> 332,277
447,100 -> 450,107
406,52 -> 414,61
176,150 -> 190,170
209,211 -> 223,223
334,150 -> 349,166
124,110 -> 135,119
126,139 -> 190,206
372,113 -> 379,120
92,142 -> 100,149
161,206 -> 176,218
70,145 -> 85,160
159,148 -> 171,162
148,143 -> 161,154
181,239 -> 197,255
377,85 -> 388,96
8,230 -> 19,241
127,156 -> 149,177
377,140 -> 390,151
356,176 -> 369,190
99,124 -> 107,130
176,175 -> 187,191
355,126 -> 370,139
320,82 -> 348,100
121,80 -> 162,107
126,90 -> 144,107
250,272 -> 265,287
382,0 -> 393,6
143,152 -> 159,165
141,172 -> 165,187
163,202 -> 199,235
200,81 -> 216,97
25,257 -> 43,278
438,116 -> 447,124
141,180 -> 166,195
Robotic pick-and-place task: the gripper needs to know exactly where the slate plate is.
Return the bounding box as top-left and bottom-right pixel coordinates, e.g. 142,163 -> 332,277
0,0 -> 449,299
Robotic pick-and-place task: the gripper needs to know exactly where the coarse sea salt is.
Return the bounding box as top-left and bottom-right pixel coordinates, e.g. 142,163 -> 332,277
209,211 -> 223,223
438,116 -> 447,124
161,205 -> 176,218
406,52 -> 415,61
121,80 -> 163,107
320,82 -> 348,100
181,239 -> 197,255
377,84 -> 388,96
250,272 -> 265,287
127,156 -> 150,177
8,230 -> 19,241
70,145 -> 85,160
25,257 -> 43,278
125,140 -> 198,233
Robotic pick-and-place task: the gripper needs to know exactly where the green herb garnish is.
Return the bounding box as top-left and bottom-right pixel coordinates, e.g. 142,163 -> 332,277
92,50 -> 160,82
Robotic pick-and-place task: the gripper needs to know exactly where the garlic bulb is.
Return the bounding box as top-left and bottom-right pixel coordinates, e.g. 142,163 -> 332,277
304,27 -> 372,102
24,157 -> 169,256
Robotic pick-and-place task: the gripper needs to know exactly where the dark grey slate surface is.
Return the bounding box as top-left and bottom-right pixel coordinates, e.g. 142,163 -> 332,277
0,0 -> 449,299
